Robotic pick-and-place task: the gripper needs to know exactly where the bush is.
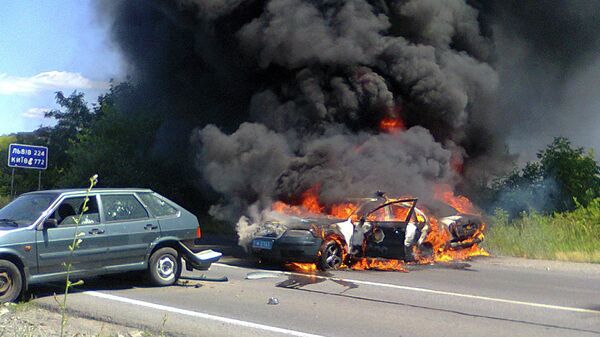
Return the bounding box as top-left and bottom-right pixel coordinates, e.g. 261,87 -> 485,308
485,198 -> 600,263
0,195 -> 10,208
491,137 -> 599,216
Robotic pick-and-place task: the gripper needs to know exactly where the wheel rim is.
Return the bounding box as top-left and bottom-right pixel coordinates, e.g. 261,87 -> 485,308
325,244 -> 342,268
157,256 -> 176,281
0,270 -> 13,295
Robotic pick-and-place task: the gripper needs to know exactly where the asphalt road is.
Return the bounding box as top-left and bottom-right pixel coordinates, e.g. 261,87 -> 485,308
31,256 -> 600,337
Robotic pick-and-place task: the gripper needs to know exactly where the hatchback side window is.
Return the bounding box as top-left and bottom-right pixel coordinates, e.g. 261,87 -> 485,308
51,196 -> 100,227
137,193 -> 178,217
102,195 -> 149,222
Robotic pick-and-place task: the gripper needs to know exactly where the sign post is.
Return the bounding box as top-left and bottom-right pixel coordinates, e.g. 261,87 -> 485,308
7,143 -> 49,197
10,168 -> 14,198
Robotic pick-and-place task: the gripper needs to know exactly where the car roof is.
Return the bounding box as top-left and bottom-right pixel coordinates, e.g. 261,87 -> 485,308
23,188 -> 154,196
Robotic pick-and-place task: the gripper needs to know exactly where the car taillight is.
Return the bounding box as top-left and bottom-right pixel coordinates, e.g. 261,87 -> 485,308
196,226 -> 202,239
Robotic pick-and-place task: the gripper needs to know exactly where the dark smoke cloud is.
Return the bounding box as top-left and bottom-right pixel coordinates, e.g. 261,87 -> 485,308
475,0 -> 600,160
97,0 -> 598,226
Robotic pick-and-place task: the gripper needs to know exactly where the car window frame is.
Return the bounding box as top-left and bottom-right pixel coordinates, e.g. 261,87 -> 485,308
135,192 -> 181,219
99,193 -> 150,223
365,199 -> 418,223
44,194 -> 102,229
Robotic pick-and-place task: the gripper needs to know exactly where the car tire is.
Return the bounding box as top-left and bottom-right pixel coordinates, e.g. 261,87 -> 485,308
318,240 -> 343,270
0,260 -> 22,303
147,248 -> 182,286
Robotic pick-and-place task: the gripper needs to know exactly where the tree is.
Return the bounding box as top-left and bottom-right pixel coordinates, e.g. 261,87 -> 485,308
60,82 -> 167,189
537,137 -> 599,211
492,137 -> 599,216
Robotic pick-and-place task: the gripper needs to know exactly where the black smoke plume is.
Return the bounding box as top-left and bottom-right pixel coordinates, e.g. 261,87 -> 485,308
98,0 -> 599,233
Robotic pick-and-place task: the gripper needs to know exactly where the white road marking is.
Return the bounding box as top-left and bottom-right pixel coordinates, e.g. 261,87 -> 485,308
84,291 -> 326,337
213,263 -> 600,315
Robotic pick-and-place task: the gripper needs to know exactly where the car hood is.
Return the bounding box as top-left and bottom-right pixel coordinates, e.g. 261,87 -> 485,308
0,226 -> 31,239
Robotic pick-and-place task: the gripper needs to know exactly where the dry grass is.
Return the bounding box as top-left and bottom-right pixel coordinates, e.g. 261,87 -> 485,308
484,198 -> 600,264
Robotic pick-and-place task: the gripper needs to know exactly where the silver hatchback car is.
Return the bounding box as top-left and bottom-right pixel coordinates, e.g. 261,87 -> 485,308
0,189 -> 221,302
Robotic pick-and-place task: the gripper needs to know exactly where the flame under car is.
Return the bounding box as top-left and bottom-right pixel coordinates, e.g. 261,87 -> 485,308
250,197 -> 485,270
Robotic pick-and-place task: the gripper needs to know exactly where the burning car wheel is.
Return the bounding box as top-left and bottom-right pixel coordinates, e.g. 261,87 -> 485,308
147,247 -> 182,286
0,260 -> 22,303
318,240 -> 343,270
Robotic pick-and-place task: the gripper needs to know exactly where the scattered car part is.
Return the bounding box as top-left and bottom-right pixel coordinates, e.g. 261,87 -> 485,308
177,242 -> 222,271
246,272 -> 281,280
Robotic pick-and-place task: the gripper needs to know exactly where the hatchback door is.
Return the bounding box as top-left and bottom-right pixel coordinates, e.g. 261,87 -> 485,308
35,195 -> 107,275
101,194 -> 160,267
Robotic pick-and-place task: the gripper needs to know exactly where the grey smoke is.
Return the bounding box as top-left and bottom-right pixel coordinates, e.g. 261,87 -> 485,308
478,0 -> 600,160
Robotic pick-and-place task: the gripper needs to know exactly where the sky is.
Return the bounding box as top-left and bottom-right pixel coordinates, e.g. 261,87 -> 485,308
0,0 -> 124,135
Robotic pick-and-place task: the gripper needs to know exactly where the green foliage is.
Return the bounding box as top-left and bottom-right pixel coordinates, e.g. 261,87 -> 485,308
537,137 -> 599,211
61,83 -> 163,187
0,91 -> 101,195
0,195 -> 9,208
60,82 -> 188,200
0,135 -> 16,149
492,137 -> 599,216
1,81 -> 201,218
485,198 -> 600,263
0,135 -> 17,196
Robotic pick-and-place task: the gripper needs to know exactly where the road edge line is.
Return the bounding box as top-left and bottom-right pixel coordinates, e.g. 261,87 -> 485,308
213,263 -> 600,315
83,291 -> 326,337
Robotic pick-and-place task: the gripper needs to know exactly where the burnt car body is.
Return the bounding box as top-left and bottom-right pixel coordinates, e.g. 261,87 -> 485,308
251,197 -> 483,270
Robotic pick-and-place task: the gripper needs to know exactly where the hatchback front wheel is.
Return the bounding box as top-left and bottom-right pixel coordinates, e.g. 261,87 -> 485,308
0,260 -> 22,303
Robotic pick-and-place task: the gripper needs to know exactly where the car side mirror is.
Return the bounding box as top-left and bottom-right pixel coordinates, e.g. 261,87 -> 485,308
41,218 -> 58,230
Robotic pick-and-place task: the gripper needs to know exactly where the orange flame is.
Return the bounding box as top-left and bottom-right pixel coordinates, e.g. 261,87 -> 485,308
418,217 -> 489,264
351,258 -> 407,272
285,262 -> 318,273
379,117 -> 405,133
433,184 -> 479,215
273,185 -> 358,220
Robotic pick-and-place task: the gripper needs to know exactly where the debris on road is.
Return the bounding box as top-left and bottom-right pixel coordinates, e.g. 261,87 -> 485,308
179,275 -> 228,282
267,297 -> 280,305
246,272 -> 282,280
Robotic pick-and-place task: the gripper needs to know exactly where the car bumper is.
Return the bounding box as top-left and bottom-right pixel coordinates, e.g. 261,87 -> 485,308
177,241 -> 222,271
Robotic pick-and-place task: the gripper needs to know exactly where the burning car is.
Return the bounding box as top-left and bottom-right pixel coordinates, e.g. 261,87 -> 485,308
250,194 -> 486,270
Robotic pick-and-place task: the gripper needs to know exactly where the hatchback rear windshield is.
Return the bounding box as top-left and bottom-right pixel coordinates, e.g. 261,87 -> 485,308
0,194 -> 58,227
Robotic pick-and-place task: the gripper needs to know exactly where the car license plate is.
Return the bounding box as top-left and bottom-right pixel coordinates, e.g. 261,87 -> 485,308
252,238 -> 274,250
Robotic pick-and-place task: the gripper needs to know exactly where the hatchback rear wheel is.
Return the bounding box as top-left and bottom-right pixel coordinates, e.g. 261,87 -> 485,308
0,260 -> 22,303
147,247 -> 181,286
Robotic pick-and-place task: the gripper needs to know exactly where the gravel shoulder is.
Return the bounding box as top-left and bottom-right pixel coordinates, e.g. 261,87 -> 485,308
0,302 -> 162,337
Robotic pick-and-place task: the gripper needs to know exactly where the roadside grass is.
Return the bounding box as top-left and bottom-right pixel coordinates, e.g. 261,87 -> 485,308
5,301 -> 34,313
484,198 -> 600,263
